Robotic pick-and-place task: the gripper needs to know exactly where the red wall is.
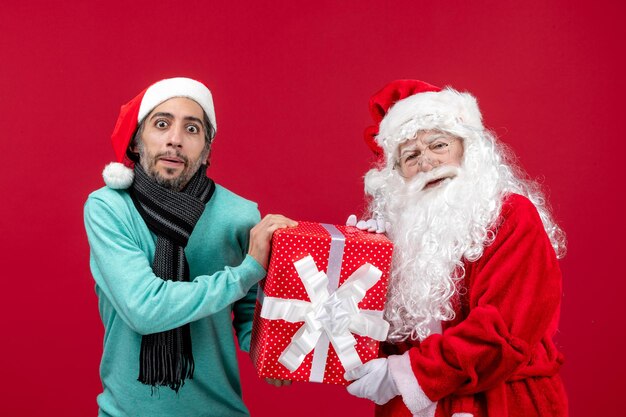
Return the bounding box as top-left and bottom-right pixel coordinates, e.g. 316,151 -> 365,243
1,1 -> 623,415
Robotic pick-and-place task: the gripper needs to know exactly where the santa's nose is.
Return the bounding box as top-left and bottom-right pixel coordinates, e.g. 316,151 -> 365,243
419,158 -> 436,172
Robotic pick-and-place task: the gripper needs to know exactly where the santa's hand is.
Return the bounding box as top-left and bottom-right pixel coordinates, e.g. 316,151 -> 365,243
346,215 -> 388,234
344,358 -> 399,405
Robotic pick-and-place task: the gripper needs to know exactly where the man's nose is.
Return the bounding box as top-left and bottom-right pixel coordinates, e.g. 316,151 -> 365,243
167,128 -> 183,147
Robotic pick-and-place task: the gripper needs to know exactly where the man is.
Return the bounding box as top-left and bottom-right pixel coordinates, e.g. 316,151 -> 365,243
344,80 -> 567,417
84,77 -> 296,416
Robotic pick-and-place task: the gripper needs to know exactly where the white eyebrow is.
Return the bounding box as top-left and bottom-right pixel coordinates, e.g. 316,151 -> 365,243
423,134 -> 448,144
399,145 -> 421,157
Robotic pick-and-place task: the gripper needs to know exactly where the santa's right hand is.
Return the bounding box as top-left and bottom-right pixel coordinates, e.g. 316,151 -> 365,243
346,215 -> 387,234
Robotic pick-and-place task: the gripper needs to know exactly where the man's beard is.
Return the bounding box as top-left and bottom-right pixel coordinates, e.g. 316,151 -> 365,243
138,145 -> 207,191
383,164 -> 500,342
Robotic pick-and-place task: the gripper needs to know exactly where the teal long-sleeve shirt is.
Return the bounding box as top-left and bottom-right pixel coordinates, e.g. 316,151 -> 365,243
84,184 -> 266,417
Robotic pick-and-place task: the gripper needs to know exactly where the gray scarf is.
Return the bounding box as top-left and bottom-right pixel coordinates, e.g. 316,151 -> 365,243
130,163 -> 215,393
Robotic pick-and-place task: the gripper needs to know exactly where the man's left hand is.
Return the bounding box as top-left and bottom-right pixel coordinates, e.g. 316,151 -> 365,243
264,378 -> 292,387
248,214 -> 298,270
344,358 -> 400,405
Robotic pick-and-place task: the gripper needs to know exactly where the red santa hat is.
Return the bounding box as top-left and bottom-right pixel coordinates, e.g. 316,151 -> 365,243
364,80 -> 441,161
102,77 -> 216,189
365,80 -> 483,165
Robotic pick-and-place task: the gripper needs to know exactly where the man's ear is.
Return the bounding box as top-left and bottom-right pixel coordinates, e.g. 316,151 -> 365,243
126,140 -> 140,164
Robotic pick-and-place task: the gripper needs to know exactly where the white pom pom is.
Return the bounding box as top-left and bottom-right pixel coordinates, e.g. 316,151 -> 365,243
102,162 -> 134,189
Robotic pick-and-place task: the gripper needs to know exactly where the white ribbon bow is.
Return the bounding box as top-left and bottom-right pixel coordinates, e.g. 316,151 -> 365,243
260,255 -> 390,378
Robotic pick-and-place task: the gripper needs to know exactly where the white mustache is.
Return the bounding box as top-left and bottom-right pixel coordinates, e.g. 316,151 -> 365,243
405,165 -> 461,194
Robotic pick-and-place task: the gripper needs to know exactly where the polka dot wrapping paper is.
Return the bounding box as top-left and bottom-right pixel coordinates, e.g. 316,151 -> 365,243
250,222 -> 394,385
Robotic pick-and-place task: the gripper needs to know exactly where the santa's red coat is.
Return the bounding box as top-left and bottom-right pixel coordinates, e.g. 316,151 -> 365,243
376,194 -> 567,417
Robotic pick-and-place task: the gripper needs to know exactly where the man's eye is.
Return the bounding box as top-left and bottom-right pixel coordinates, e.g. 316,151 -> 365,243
186,125 -> 199,134
156,120 -> 168,128
431,142 -> 448,150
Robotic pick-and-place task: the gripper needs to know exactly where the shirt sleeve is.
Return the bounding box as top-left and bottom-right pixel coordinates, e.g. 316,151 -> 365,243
232,208 -> 263,352
232,284 -> 258,352
84,194 -> 267,335
407,195 -> 563,400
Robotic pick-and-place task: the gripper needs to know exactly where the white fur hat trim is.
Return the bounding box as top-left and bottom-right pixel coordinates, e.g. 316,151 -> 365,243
138,77 -> 217,137
103,162 -> 134,189
377,88 -> 483,156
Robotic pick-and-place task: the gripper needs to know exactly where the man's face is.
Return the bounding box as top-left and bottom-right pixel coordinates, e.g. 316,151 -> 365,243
396,130 -> 464,185
133,97 -> 209,190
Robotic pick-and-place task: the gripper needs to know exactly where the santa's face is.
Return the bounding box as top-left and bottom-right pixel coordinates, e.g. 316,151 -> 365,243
133,97 -> 209,190
396,130 -> 464,187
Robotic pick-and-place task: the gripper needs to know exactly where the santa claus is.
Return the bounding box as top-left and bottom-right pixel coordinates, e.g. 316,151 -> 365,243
344,80 -> 568,417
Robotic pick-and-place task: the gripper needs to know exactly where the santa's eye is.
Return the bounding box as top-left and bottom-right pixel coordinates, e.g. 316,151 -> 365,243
430,141 -> 449,153
402,152 -> 420,166
186,125 -> 200,134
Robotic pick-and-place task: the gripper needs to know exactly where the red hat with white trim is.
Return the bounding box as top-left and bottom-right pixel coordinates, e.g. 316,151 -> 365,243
103,77 -> 216,189
364,80 -> 441,161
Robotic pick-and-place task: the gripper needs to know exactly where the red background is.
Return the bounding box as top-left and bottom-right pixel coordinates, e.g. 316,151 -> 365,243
1,1 -> 624,415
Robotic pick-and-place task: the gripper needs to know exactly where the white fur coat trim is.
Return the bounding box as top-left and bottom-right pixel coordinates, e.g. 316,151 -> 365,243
388,351 -> 437,417
388,351 -> 473,417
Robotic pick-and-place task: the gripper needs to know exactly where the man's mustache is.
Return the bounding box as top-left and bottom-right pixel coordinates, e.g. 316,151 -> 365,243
155,151 -> 189,165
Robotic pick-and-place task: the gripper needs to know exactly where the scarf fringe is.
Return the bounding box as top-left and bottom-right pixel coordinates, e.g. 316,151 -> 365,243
138,343 -> 195,394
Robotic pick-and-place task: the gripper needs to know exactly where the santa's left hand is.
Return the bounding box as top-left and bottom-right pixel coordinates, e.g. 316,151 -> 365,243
345,358 -> 399,405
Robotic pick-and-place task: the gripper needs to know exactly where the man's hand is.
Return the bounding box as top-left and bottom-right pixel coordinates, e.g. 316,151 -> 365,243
344,358 -> 399,405
264,378 -> 292,387
248,214 -> 298,270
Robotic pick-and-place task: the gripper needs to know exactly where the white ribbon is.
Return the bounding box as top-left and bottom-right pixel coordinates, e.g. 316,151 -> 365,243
260,255 -> 389,381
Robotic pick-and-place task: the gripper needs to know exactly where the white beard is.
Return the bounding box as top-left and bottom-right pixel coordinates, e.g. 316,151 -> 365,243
383,161 -> 501,342
366,130 -> 566,342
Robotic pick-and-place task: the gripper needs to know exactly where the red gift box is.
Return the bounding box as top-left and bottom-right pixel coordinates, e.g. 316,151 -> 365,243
250,222 -> 393,385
